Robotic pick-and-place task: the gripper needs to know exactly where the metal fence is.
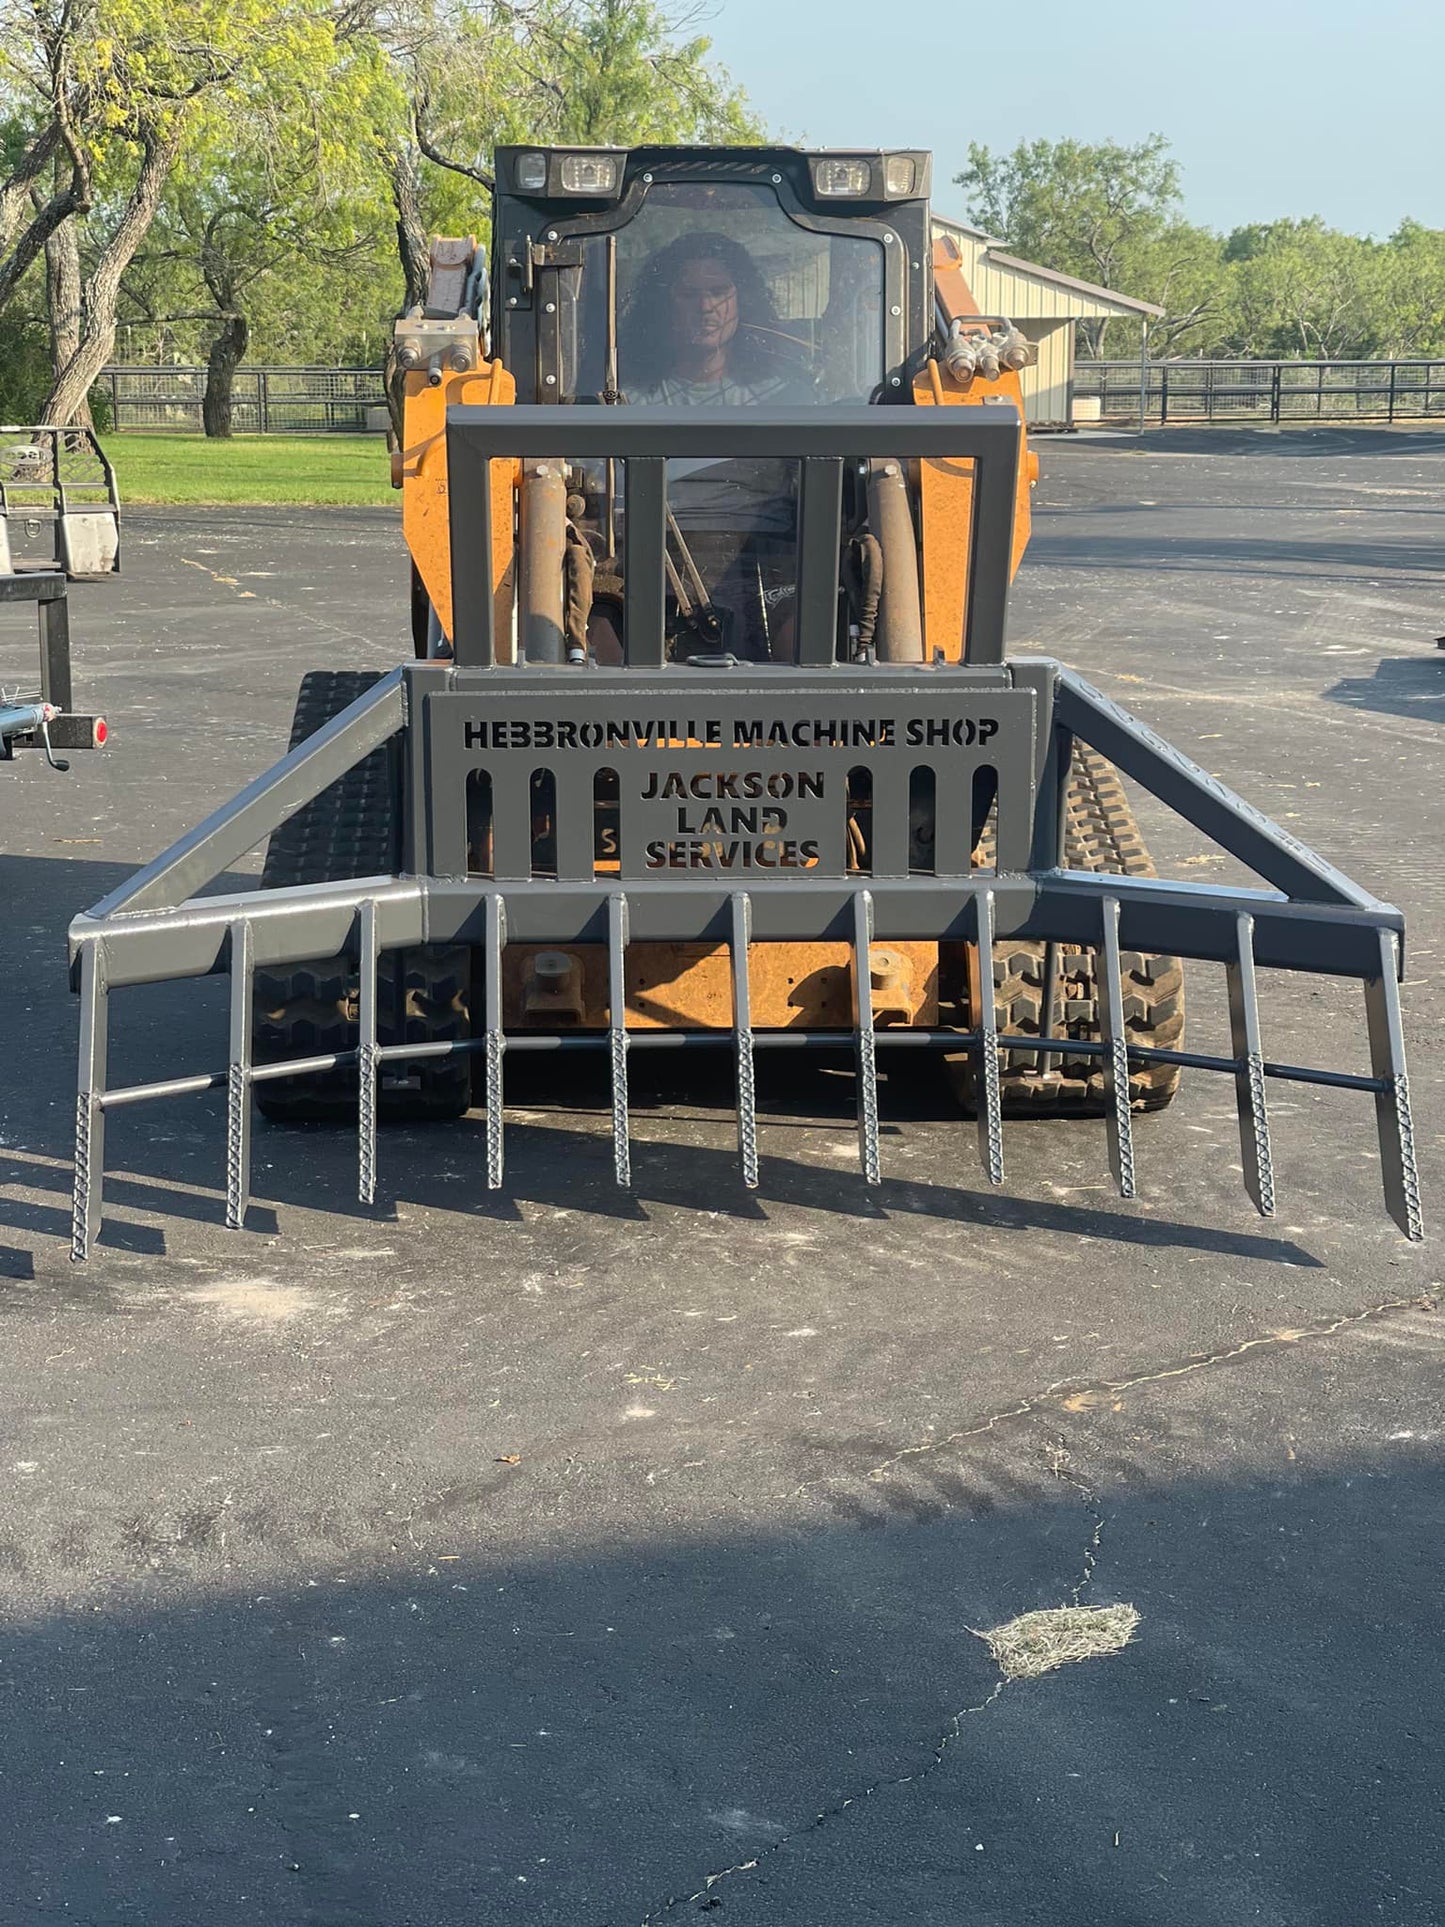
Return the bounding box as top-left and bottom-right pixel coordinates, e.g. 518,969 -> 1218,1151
1075,359 -> 1445,426
99,366 -> 386,434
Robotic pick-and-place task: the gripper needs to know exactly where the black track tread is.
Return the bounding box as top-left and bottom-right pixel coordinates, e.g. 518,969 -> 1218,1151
978,746 -> 1185,1115
253,669 -> 470,1122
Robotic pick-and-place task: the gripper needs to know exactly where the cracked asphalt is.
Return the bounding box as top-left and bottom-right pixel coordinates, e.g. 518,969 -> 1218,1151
1,424 -> 1443,1925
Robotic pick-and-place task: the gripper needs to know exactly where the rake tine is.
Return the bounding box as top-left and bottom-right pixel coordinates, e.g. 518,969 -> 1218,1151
356,899 -> 380,1208
226,918 -> 255,1229
1097,896 -> 1137,1199
484,893 -> 507,1189
852,889 -> 882,1185
608,892 -> 631,1187
1364,928 -> 1424,1241
1226,913 -> 1274,1218
973,888 -> 1004,1186
71,938 -> 108,1262
729,892 -> 758,1189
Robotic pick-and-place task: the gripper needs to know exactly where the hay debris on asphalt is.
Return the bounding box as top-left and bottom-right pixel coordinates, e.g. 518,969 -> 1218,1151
979,1604 -> 1140,1681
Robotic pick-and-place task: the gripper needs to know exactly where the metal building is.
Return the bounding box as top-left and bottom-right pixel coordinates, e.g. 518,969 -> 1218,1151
931,217 -> 1161,427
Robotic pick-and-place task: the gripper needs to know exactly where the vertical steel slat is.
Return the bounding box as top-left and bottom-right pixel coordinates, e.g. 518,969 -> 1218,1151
974,888 -> 1004,1187
931,763 -> 973,877
225,918 -> 254,1230
71,939 -> 109,1262
608,892 -> 631,1187
1363,928 -> 1424,1241
446,429 -> 496,667
795,456 -> 843,664
962,445 -> 1017,666
356,899 -> 380,1208
1225,913 -> 1275,1218
623,458 -> 667,667
1097,896 -> 1137,1198
729,892 -> 759,1189
851,889 -> 882,1184
867,761 -> 911,878
483,893 -> 507,1189
554,783 -> 596,883
490,782 -> 534,883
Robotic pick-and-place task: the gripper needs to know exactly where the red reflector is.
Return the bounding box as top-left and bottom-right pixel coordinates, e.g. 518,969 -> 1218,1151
93,717 -> 109,747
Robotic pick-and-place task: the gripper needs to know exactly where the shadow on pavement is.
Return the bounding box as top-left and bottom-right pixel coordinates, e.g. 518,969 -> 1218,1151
1326,654 -> 1445,726
1072,425 -> 1445,460
1,1453 -> 1439,1926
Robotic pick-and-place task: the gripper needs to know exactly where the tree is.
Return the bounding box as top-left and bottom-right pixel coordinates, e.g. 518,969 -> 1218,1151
1225,219 -> 1383,360
368,0 -> 760,435
954,133 -> 1241,357
378,0 -> 759,289
0,0 -> 358,422
0,5 -> 93,315
154,29 -> 391,435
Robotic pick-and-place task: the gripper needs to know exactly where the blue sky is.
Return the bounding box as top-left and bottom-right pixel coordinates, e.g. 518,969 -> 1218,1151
698,0 -> 1444,238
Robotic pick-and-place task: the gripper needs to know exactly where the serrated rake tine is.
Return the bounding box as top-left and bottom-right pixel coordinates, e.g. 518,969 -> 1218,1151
729,892 -> 758,1189
607,892 -> 631,1187
1097,896 -> 1136,1199
852,889 -> 881,1185
1364,927 -> 1423,1242
356,899 -> 380,1208
71,938 -> 108,1263
974,887 -> 1004,1187
1226,913 -> 1274,1218
484,893 -> 507,1189
226,918 -> 255,1229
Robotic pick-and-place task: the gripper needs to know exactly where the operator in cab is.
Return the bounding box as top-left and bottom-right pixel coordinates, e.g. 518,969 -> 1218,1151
621,232 -> 809,658
621,232 -> 814,408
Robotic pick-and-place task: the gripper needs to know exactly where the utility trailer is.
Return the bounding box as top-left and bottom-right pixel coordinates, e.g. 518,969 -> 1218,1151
63,146 -> 1421,1253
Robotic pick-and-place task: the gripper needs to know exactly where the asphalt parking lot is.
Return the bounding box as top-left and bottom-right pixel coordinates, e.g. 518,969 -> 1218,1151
1,425 -> 1442,1925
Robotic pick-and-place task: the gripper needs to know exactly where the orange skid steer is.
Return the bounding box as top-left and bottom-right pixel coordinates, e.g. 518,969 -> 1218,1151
66,147 -> 1420,1253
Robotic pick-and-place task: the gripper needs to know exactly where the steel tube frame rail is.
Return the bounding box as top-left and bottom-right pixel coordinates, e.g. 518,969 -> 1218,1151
445,404 -> 1021,669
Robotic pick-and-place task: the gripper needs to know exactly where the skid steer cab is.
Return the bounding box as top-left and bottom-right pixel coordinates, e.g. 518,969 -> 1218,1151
66,146 -> 1421,1254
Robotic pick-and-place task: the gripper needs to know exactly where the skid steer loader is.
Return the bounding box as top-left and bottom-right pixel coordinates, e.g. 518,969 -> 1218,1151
65,146 -> 1421,1254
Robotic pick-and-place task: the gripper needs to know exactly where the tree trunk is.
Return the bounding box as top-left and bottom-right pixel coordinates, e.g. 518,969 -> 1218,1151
0,122 -> 61,254
39,121 -> 183,426
202,311 -> 249,437
390,140 -> 431,312
43,210 -> 91,429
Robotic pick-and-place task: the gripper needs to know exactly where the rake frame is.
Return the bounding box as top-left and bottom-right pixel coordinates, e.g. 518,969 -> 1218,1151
66,405 -> 1422,1253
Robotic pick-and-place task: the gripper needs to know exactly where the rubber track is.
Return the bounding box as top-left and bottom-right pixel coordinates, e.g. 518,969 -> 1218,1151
979,745 -> 1185,1115
253,669 -> 471,1122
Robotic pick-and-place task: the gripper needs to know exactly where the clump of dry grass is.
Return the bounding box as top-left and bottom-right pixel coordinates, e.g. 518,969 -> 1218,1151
979,1603 -> 1140,1681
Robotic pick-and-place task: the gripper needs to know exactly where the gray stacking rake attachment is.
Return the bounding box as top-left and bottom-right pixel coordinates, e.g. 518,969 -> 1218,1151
65,404 -> 1422,1256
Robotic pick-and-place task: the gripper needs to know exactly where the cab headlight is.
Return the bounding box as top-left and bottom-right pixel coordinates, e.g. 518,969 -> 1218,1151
812,157 -> 872,198
514,151 -> 548,193
558,153 -> 620,195
882,155 -> 916,197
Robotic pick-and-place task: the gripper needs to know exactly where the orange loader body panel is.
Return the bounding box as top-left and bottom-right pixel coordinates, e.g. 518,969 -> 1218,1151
397,358 -> 518,658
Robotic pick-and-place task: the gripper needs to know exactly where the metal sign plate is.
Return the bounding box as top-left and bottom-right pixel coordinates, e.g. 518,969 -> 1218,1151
424,670 -> 1038,881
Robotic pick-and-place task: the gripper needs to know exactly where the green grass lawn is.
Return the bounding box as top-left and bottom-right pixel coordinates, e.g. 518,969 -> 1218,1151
108,433 -> 397,507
